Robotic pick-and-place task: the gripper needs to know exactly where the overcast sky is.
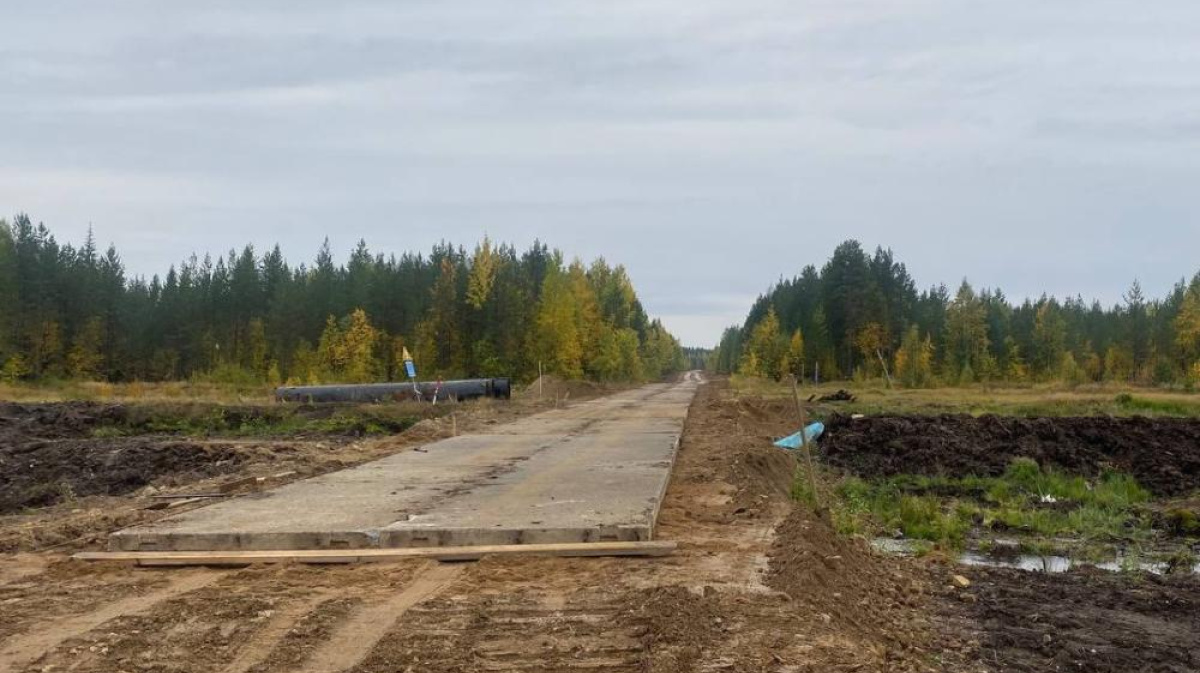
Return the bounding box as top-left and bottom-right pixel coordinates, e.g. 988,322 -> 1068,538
3,1 -> 1199,346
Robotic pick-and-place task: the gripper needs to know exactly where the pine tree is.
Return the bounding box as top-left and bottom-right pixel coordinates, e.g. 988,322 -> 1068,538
427,258 -> 463,375
1032,300 -> 1067,378
0,219 -> 19,362
67,317 -> 104,380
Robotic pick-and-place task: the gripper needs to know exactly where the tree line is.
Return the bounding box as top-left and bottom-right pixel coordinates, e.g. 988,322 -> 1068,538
0,214 -> 687,385
712,240 -> 1200,387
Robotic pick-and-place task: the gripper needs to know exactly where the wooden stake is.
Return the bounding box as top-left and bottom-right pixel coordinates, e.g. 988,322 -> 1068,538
790,375 -> 821,508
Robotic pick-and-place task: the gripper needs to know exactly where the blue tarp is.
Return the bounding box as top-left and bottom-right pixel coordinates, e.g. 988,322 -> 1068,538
774,422 -> 825,450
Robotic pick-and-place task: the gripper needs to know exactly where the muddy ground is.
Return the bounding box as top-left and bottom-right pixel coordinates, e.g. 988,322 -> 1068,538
953,566 -> 1200,672
0,401 -> 416,515
821,413 -> 1200,496
0,383 -> 1198,671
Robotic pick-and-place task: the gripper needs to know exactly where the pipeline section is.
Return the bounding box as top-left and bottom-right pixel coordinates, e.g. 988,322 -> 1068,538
276,378 -> 511,403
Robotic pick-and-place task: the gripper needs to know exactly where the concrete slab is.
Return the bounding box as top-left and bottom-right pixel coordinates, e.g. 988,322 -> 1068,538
109,379 -> 699,551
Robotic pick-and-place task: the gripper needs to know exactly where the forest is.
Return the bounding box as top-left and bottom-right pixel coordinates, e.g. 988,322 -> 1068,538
712,240 -> 1200,387
0,214 -> 686,385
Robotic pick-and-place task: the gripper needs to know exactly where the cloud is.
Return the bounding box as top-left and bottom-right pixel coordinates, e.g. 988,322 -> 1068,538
2,1 -> 1199,346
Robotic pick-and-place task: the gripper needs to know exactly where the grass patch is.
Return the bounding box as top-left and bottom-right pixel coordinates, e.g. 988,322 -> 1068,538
731,375 -> 1200,418
0,379 -> 274,404
1113,392 -> 1200,416
818,458 -> 1153,550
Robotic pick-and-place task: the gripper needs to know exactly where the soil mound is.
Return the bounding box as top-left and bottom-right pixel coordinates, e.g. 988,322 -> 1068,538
767,508 -> 952,671
0,438 -> 246,514
677,386 -> 799,514
821,413 -> 1200,495
0,401 -> 127,439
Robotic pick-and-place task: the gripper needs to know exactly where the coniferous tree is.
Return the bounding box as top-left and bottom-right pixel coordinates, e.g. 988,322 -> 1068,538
717,239 -> 1200,387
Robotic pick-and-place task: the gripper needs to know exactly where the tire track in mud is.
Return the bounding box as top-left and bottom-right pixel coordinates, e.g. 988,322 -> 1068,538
0,569 -> 222,672
301,562 -> 463,673
221,590 -> 336,673
349,580 -> 649,673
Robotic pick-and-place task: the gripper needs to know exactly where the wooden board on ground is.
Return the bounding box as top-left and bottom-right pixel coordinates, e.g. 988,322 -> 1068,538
72,540 -> 677,566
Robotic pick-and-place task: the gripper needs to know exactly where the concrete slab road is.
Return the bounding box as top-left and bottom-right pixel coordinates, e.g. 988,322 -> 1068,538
109,377 -> 701,552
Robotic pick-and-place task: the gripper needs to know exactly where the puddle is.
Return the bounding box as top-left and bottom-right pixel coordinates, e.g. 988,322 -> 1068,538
873,538 -> 1200,575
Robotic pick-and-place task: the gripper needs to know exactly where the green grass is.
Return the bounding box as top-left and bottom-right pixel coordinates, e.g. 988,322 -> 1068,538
824,458 -> 1154,550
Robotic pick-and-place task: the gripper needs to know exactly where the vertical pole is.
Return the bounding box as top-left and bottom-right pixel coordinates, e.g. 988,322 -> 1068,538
538,361 -> 544,400
877,348 -> 894,389
790,375 -> 821,508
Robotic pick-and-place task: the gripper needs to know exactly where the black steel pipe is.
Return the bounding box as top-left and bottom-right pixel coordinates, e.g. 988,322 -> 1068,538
275,378 -> 512,404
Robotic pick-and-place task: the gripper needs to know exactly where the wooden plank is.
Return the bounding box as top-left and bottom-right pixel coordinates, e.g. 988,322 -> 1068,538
143,496 -> 217,511
218,476 -> 263,493
72,540 -> 677,566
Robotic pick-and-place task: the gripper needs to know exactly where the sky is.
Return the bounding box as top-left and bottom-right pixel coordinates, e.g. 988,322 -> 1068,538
2,1 -> 1199,347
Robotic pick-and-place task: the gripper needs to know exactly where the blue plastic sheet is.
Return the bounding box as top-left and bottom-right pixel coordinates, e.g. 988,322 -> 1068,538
773,422 -> 825,450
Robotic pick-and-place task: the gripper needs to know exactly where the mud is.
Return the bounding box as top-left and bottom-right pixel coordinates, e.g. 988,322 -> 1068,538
821,413 -> 1200,495
0,402 -> 260,513
950,566 -> 1200,672
1,438 -> 251,514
